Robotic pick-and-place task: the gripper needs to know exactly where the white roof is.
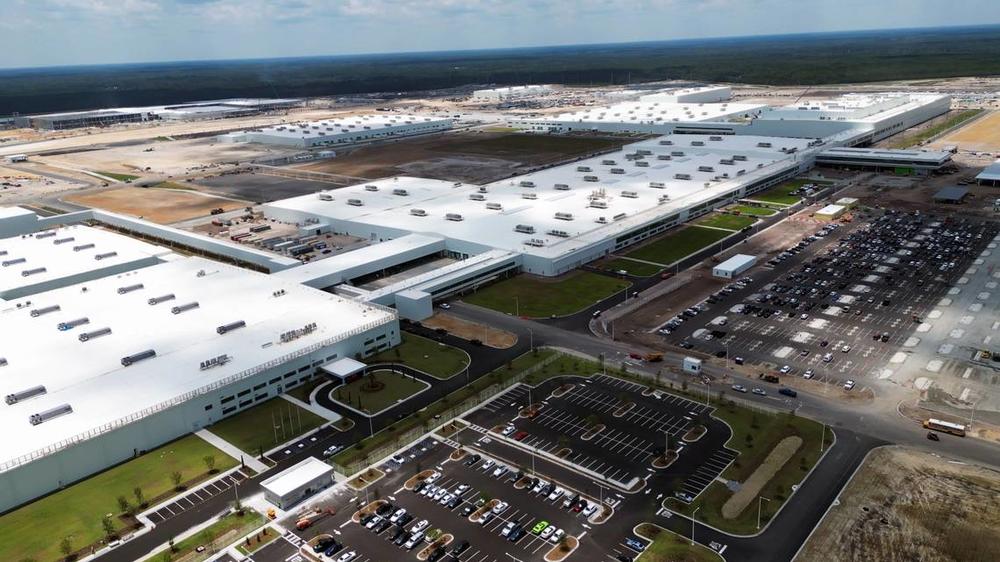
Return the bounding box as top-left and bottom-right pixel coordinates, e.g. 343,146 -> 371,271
265,134 -> 812,260
763,93 -> 949,124
537,100 -> 765,125
275,233 -> 445,287
715,254 -> 755,271
817,146 -> 951,164
0,207 -> 35,220
320,357 -> 367,379
816,204 -> 846,216
0,256 -> 395,470
0,225 -> 169,298
241,114 -> 450,140
261,456 -> 334,497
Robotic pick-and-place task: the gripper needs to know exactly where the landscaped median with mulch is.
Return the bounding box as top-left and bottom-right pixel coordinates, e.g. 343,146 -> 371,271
544,535 -> 579,561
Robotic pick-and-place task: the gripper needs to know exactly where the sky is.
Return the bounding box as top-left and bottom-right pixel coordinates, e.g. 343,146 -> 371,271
2,0 -> 1000,69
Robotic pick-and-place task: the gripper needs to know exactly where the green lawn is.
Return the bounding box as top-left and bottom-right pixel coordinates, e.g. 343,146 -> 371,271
368,333 -> 469,379
150,509 -> 261,562
750,178 -> 833,206
464,271 -> 630,317
695,213 -> 758,231
598,257 -> 664,277
0,434 -> 236,562
887,108 -> 984,148
665,403 -> 833,534
284,376 -> 330,403
96,171 -> 140,182
208,398 -> 326,456
729,205 -> 778,217
636,523 -> 723,562
624,226 -> 731,266
332,370 -> 429,414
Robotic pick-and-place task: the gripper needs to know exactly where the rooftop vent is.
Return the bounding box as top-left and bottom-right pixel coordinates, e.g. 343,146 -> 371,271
94,252 -> 118,260
519,181 -> 536,188
121,349 -> 156,367
53,237 -> 75,245
29,403 -> 73,425
583,175 -> 599,182
216,320 -> 246,335
649,181 -> 666,189
2,258 -> 26,267
554,183 -> 571,191
486,202 -> 503,211
524,238 -> 545,247
347,199 -> 364,206
73,244 -> 96,252
514,224 -> 536,234
78,327 -> 111,342
21,267 -> 46,277
171,302 -> 200,315
548,229 -> 570,238
621,191 -> 638,199
57,317 -> 89,331
35,231 -> 57,239
468,193 -> 486,201
554,212 -> 574,221
148,294 -> 175,305
5,385 -> 46,405
392,188 -> 409,196
522,193 -> 538,200
445,213 -> 464,222
318,193 -> 334,201
30,305 -> 60,317
117,283 -> 144,295
410,208 -> 428,216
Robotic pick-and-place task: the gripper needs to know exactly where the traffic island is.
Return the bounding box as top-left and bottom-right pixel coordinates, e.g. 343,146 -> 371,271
351,500 -> 386,523
721,436 -> 802,520
417,533 -> 453,560
555,447 -> 573,459
438,420 -> 467,439
404,469 -> 437,491
449,447 -> 468,462
346,468 -> 385,491
514,476 -> 532,489
683,425 -> 707,443
519,403 -> 544,418
544,536 -> 579,561
580,424 -> 605,441
591,503 -> 614,524
651,450 -> 679,469
551,383 -> 575,398
470,499 -> 499,522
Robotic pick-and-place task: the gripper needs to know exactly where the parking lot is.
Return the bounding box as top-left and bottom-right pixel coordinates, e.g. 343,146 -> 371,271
145,468 -> 251,525
663,210 -> 999,388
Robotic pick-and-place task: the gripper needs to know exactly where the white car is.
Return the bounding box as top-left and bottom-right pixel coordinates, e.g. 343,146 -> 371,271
549,528 -> 566,543
439,303 -> 452,309
823,353 -> 833,363
455,484 -> 470,495
731,384 -> 747,393
425,471 -> 441,484
481,459 -> 495,471
532,480 -> 548,494
779,365 -> 791,374
501,425 -> 516,436
336,551 -> 357,562
843,379 -> 856,391
501,521 -> 516,537
540,526 -> 557,540
547,487 -> 565,501
411,519 -> 429,533
433,488 -> 447,501
419,485 -> 434,497
492,501 -> 509,514
390,454 -> 406,464
439,493 -> 454,505
751,387 -> 766,396
404,532 -> 424,550
365,515 -> 382,529
389,508 -> 407,524
803,369 -> 814,379
323,445 -> 342,457
479,511 -> 494,525
841,345 -> 851,353
582,503 -> 598,517
492,465 -> 508,478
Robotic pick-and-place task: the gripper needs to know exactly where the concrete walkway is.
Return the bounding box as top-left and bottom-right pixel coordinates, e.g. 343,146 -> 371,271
195,429 -> 270,473
281,392 -> 342,422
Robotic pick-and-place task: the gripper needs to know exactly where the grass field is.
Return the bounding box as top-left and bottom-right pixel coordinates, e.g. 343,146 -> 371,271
623,226 -> 731,266
464,271 -> 630,317
332,370 -> 428,414
636,523 -> 722,562
149,509 -> 261,562
598,257 -> 664,277
368,333 -> 469,379
96,171 -> 140,182
751,178 -> 834,206
208,398 -> 326,455
888,108 -> 984,148
695,213 -> 757,231
666,403 -> 833,534
284,376 -> 329,403
0,434 -> 235,562
729,205 -> 778,217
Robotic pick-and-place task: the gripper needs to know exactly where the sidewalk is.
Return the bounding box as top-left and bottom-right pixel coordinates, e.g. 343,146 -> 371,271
280,392 -> 342,422
196,429 -> 270,473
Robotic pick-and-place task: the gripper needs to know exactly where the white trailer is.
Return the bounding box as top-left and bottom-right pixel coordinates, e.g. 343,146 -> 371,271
683,357 -> 702,374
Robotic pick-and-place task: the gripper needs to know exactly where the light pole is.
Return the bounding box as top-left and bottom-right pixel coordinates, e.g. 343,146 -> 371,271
514,296 -> 519,317
820,424 -> 825,452
725,343 -> 730,370
757,496 -> 772,530
691,506 -> 700,546
529,328 -> 534,352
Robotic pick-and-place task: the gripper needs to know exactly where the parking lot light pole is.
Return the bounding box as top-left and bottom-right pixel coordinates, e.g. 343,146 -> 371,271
691,506 -> 700,546
757,496 -> 772,530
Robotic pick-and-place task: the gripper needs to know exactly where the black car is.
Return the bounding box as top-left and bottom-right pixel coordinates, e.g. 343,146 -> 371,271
508,525 -> 526,542
446,495 -> 462,509
313,538 -> 334,553
428,547 -> 446,562
376,503 -> 394,516
413,481 -> 426,493
451,540 -> 470,556
396,513 -> 414,526
360,513 -> 376,526
324,542 -> 343,557
391,527 -> 407,542
615,555 -> 633,562
464,454 -> 482,467
461,504 -> 476,516
373,519 -> 392,534
393,530 -> 410,545
680,341 -> 693,349
927,431 -> 940,441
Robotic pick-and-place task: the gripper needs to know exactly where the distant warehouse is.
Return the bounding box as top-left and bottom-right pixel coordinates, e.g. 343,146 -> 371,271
713,254 -> 756,279
14,109 -> 151,131
815,147 -> 952,175
220,114 -> 452,148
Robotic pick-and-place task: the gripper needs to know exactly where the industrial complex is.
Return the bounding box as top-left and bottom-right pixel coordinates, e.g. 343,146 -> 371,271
220,114 -> 452,148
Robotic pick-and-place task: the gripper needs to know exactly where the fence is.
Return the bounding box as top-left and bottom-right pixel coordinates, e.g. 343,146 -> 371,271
332,351 -> 563,476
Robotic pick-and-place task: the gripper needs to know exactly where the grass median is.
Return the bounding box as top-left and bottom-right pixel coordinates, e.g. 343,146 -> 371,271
0,434 -> 236,562
332,370 -> 429,414
750,178 -> 833,206
96,171 -> 140,182
636,523 -> 723,562
150,508 -> 262,562
623,226 -> 731,266
728,205 -> 778,217
369,332 -> 470,379
208,397 -> 326,455
463,271 -> 630,317
694,213 -> 757,231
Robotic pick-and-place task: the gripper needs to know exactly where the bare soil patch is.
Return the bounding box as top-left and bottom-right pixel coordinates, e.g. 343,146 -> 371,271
422,313 -> 516,348
797,447 -> 1000,562
66,186 -> 248,224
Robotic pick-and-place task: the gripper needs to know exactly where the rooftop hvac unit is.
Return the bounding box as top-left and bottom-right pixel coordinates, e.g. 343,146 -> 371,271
635,161 -> 649,167
94,252 -> 118,260
21,267 -> 46,277
659,140 -> 674,145
691,141 -> 705,146
148,294 -> 175,305
657,155 -> 672,161
217,320 -> 246,335
670,151 -> 685,157
659,194 -> 671,203
554,212 -> 574,221
29,403 -> 73,425
171,302 -> 200,315
72,243 -> 96,252
589,200 -> 609,209
610,168 -> 625,175
719,159 -> 735,165
445,213 -> 464,222
514,224 -> 536,234
522,193 -> 538,200
121,349 -> 156,367
347,199 -> 364,206
2,257 -> 26,267
649,181 -> 666,189
583,175 -> 599,182
53,237 -> 74,245
733,155 -> 748,161
5,385 -> 46,405
468,193 -> 486,201
601,159 -> 616,165
318,193 -> 334,201
548,229 -> 570,238
737,170 -> 747,176
674,173 -> 692,180
704,182 -> 712,188
621,191 -> 639,199
0,250 -> 5,256
576,166 -> 592,172
524,238 -> 545,247
30,305 -> 60,317
392,188 -> 409,196
637,149 -> 652,155
0,357 -> 5,367
595,216 -> 608,224
519,181 -> 536,188
200,354 -> 231,370
613,213 -> 628,221
486,202 -> 503,210
478,186 -> 488,193
117,283 -> 144,295
410,208 -> 428,216
709,136 -> 723,141
553,183 -> 571,191
757,142 -> 772,148
364,185 -> 379,192
57,317 -> 89,331
78,327 -> 111,342
698,166 -> 715,172
35,231 -> 57,239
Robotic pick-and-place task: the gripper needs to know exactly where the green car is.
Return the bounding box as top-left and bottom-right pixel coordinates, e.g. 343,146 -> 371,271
531,521 -> 549,534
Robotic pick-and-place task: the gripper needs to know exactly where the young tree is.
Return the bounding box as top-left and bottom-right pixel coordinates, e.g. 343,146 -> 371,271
133,486 -> 145,508
168,537 -> 177,552
59,537 -> 73,560
203,454 -> 216,474
117,495 -> 130,514
101,515 -> 116,539
170,471 -> 183,490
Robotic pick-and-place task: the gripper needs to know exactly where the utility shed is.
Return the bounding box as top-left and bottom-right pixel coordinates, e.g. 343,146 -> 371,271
261,456 -> 334,509
713,254 -> 756,279
815,204 -> 847,220
932,186 -> 969,204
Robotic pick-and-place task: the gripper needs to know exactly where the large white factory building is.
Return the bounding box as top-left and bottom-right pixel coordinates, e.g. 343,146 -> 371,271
221,114 -> 452,148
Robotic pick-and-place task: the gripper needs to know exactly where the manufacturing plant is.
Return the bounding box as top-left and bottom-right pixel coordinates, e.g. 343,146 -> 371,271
12,98 -> 301,130
0,220 -> 399,512
471,84 -> 554,102
220,114 -> 452,148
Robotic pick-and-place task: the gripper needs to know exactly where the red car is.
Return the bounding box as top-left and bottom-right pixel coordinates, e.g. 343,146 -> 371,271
513,431 -> 529,441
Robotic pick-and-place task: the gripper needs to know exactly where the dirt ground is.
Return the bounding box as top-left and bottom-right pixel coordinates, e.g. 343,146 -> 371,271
421,313 -> 517,349
833,166 -> 1000,219
66,186 -> 249,224
295,130 -> 632,184
933,110 -> 1000,153
796,447 -> 1000,562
